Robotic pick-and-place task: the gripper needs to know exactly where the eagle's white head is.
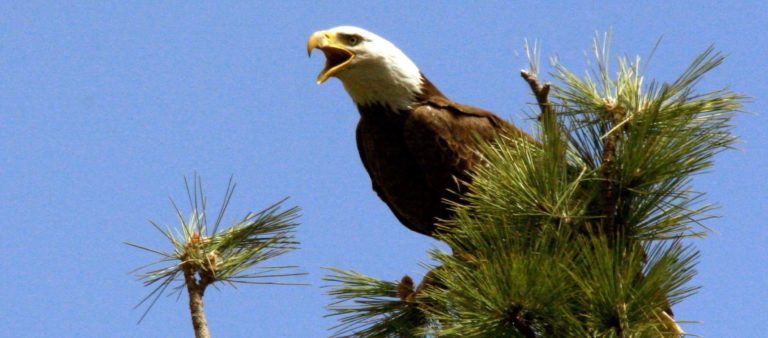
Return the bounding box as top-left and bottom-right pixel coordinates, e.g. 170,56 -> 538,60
307,26 -> 424,110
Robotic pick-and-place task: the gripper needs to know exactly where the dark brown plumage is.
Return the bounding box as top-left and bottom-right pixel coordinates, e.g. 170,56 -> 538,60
356,77 -> 531,237
308,26 -> 532,238
309,27 -> 680,332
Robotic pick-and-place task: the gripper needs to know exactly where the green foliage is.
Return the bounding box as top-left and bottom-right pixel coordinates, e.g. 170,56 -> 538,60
554,39 -> 742,240
127,176 -> 304,322
325,268 -> 429,337
324,35 -> 744,337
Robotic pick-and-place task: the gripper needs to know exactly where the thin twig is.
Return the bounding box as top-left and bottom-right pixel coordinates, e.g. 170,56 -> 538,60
599,101 -> 625,236
183,261 -> 211,338
520,70 -> 552,119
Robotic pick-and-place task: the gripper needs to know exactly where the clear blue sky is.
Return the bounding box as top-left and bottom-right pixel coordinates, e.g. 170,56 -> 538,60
2,1 -> 765,337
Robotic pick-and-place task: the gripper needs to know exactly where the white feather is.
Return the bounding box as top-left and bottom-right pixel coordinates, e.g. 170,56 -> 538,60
326,26 -> 423,111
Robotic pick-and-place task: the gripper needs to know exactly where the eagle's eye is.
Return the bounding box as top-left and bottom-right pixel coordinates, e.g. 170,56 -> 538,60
346,35 -> 361,46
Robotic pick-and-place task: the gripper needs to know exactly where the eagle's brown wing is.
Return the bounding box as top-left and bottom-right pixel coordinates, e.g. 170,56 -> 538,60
355,127 -> 411,232
356,107 -> 447,236
355,98 -> 531,237
403,97 -> 526,200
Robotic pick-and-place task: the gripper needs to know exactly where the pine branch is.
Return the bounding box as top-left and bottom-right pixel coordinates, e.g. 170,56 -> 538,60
597,100 -> 624,237
128,175 -> 305,336
322,35 -> 743,337
324,268 -> 429,337
521,40 -> 553,120
183,258 -> 211,338
521,69 -> 552,118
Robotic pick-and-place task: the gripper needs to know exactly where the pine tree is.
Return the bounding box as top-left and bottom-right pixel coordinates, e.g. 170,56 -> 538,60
325,36 -> 744,337
128,176 -> 305,338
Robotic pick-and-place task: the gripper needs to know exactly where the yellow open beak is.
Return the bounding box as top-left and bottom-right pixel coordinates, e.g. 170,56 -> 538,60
307,31 -> 355,84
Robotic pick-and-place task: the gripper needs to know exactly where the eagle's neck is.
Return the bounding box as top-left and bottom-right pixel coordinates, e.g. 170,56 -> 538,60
346,73 -> 448,115
338,50 -> 438,111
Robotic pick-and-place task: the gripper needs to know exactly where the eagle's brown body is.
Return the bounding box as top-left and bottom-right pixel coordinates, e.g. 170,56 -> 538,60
356,76 -> 528,236
308,26 -> 531,238
308,27 -> 680,330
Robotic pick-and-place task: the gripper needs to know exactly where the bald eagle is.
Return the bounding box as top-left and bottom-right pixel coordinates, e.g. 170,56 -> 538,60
308,26 -> 532,238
